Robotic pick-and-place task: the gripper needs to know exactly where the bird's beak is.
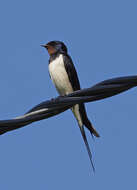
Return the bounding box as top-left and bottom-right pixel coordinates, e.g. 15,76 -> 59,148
40,44 -> 48,48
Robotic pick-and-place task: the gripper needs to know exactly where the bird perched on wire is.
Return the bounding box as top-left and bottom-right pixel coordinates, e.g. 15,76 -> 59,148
41,41 -> 100,170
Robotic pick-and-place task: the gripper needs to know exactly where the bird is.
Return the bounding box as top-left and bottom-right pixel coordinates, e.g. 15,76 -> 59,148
41,40 -> 100,170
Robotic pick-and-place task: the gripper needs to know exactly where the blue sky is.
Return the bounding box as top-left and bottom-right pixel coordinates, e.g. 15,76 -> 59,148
0,0 -> 137,189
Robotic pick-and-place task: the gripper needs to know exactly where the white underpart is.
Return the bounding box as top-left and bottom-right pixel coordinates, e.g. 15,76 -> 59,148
49,54 -> 83,127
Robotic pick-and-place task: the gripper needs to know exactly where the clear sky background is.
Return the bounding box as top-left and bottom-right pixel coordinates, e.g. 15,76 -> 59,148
0,0 -> 137,189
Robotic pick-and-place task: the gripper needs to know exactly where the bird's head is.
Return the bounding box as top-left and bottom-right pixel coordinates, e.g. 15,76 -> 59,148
41,41 -> 68,55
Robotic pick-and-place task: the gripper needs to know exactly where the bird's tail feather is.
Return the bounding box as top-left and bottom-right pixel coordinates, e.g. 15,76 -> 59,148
84,119 -> 100,138
79,124 -> 95,172
79,103 -> 100,138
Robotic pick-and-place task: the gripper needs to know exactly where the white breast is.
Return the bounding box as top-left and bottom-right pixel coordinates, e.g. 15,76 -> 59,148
49,54 -> 83,127
48,54 -> 73,95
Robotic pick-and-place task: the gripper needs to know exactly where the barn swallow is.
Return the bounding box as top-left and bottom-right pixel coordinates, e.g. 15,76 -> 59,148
41,41 -> 100,170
